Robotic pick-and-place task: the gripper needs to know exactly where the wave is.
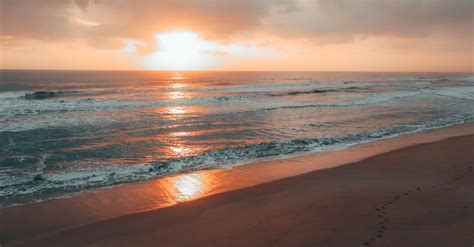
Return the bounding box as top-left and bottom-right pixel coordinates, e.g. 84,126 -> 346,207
434,86 -> 474,100
0,92 -> 404,132
0,114 -> 471,208
266,86 -> 365,97
0,93 -> 251,118
262,90 -> 421,111
3,84 -> 472,132
0,86 -> 360,122
0,80 -> 366,96
215,80 -> 369,93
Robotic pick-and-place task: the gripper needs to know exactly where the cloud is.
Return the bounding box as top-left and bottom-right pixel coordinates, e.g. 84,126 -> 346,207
0,0 -> 293,48
0,0 -> 472,71
74,0 -> 91,11
1,0 -> 472,48
264,0 -> 474,43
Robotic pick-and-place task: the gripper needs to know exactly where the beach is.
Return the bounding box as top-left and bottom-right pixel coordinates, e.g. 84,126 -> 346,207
1,123 -> 472,246
2,71 -> 473,210
2,1 -> 474,246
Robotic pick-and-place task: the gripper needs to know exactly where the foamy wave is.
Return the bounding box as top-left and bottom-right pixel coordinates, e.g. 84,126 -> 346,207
0,91 -> 28,99
434,86 -> 474,100
0,94 -> 253,132
0,114 -> 471,208
263,90 -> 420,111
0,86 -> 455,132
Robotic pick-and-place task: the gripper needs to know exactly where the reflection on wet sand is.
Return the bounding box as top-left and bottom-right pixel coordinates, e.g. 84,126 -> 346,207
172,174 -> 205,200
157,172 -> 216,202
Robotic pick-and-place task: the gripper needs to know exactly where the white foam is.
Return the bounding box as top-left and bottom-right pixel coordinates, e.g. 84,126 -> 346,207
434,86 -> 474,100
1,114 -> 471,207
0,91 -> 28,99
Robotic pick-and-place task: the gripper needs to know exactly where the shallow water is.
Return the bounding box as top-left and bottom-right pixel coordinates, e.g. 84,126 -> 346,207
0,70 -> 473,207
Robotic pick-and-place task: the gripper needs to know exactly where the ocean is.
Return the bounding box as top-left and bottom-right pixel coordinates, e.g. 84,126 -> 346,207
0,70 -> 473,208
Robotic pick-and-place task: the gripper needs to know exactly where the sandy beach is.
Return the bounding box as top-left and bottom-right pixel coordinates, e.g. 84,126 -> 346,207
0,124 -> 472,246
2,1 -> 473,246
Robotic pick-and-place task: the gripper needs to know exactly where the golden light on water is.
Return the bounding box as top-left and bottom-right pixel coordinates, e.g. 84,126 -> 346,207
168,91 -> 185,100
168,106 -> 186,115
170,72 -> 185,85
170,73 -> 184,81
170,83 -> 186,88
170,146 -> 192,155
166,81 -> 188,113
170,131 -> 189,137
149,77 -> 210,202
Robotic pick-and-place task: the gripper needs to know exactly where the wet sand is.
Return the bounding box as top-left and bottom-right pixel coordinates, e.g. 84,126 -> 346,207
1,125 -> 473,246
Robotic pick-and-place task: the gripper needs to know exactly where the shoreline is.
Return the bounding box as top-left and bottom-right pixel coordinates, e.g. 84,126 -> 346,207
3,121 -> 471,210
1,123 -> 473,246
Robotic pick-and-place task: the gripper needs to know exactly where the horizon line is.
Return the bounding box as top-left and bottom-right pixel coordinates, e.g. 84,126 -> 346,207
1,68 -> 473,73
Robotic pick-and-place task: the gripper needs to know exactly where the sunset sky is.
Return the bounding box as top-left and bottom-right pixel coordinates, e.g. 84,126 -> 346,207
1,0 -> 473,71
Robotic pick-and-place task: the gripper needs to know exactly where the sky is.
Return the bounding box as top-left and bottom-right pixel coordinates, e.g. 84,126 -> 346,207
0,0 -> 473,71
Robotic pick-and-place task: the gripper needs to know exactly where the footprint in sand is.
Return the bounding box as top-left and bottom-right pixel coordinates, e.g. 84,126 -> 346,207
362,165 -> 472,246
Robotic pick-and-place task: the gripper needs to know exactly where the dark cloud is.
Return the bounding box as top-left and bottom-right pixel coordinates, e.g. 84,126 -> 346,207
74,0 -> 91,11
267,0 -> 474,42
0,0 -> 293,48
1,1 -> 72,40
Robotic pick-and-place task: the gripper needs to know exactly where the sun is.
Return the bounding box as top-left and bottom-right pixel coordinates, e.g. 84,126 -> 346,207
140,30 -> 217,70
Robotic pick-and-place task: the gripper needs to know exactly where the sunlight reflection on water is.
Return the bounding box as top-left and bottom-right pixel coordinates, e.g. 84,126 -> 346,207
167,106 -> 187,115
168,91 -> 185,100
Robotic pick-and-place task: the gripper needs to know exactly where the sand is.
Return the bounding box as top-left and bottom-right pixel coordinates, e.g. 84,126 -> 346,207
1,125 -> 473,246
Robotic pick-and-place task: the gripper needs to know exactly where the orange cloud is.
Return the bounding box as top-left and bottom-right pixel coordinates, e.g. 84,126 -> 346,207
0,0 -> 472,71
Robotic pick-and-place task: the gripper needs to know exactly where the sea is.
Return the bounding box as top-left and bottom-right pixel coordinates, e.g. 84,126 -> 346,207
0,70 -> 473,208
